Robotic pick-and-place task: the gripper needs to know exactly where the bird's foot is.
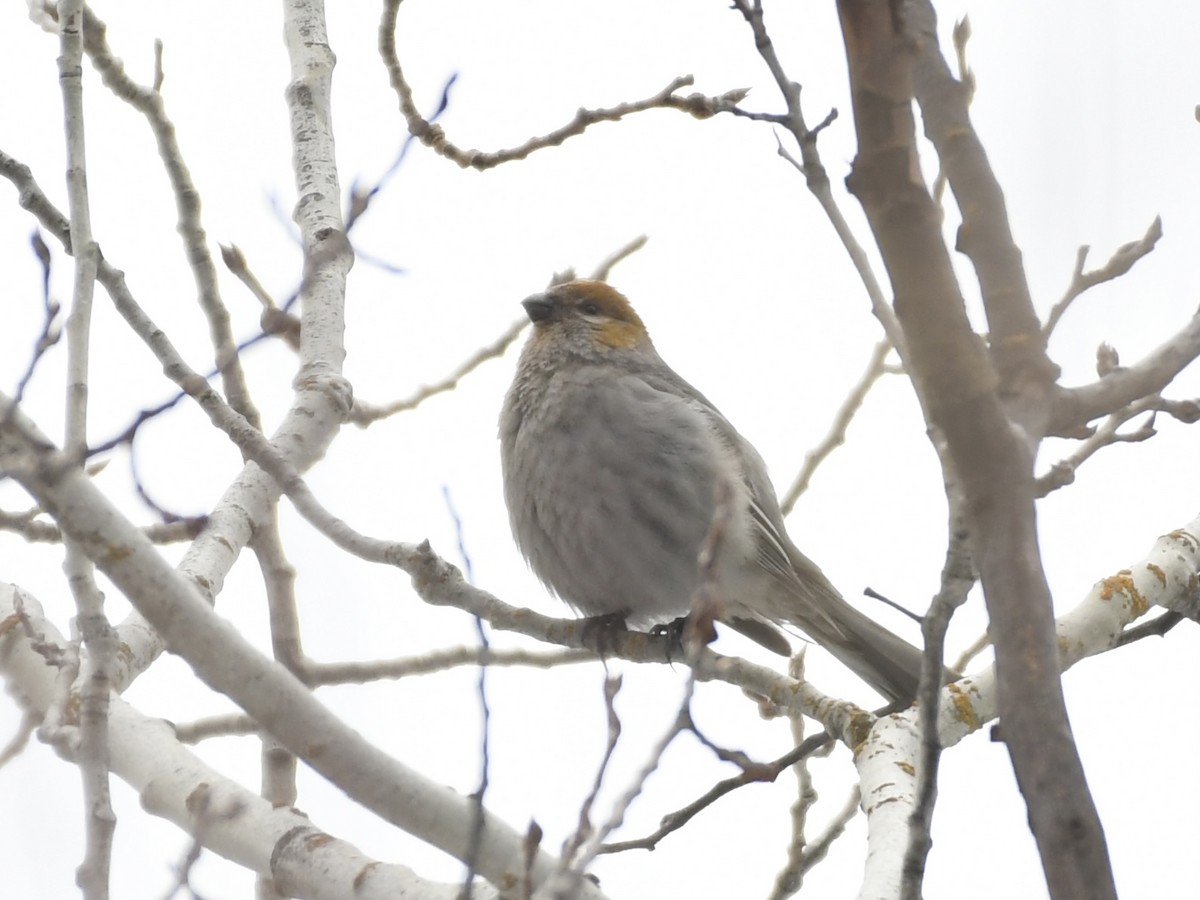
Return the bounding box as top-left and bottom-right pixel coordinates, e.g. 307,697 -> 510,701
578,611 -> 629,656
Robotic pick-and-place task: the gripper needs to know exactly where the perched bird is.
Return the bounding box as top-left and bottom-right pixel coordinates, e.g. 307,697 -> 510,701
499,280 -> 929,702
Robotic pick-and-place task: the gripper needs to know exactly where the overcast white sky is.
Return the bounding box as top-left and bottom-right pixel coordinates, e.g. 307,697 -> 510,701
1,2 -> 1198,898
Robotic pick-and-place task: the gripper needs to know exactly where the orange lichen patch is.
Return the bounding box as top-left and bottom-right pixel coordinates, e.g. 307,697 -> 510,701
947,682 -> 979,731
1098,569 -> 1149,615
1168,528 -> 1200,552
846,706 -> 879,751
1145,563 -> 1168,588
1056,632 -> 1079,660
102,543 -> 135,563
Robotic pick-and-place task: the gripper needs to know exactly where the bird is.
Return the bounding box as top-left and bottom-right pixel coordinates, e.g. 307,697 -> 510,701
499,279 -> 931,702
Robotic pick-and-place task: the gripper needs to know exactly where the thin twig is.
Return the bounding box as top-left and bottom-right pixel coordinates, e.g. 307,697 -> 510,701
767,653 -> 821,899
1114,610 -> 1184,646
781,340 -> 893,515
733,0 -> 905,351
379,4 -> 748,173
798,787 -> 861,872
6,234 -> 62,417
598,727 -> 838,855
350,236 -> 650,425
560,676 -> 623,866
250,502 -> 300,900
220,244 -> 301,351
1035,393 -> 1199,497
349,318 -> 528,425
58,6 -> 118,897
589,235 -> 648,281
1044,217 -> 1164,338
902,498 -> 974,900
931,17 -> 975,208
81,4 -> 261,430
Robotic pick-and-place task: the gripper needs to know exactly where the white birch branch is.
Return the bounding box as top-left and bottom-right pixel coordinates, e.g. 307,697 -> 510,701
0,401 -> 608,900
855,515 -> 1200,897
0,586 -> 498,900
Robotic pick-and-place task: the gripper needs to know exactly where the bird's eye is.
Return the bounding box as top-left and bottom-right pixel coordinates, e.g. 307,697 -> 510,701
580,301 -> 602,316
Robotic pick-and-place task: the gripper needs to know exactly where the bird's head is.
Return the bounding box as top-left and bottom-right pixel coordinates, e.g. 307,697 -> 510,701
520,280 -> 652,357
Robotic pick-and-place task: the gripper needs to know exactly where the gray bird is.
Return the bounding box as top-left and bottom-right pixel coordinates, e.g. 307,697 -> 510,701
500,280 -> 932,702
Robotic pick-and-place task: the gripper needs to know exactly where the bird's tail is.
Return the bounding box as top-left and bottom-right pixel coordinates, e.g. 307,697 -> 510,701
817,598 -> 936,704
782,550 -> 952,703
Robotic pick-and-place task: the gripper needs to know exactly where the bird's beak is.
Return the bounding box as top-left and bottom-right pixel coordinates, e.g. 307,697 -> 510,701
521,294 -> 555,323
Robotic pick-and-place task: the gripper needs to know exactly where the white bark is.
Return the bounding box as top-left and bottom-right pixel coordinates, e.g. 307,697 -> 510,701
0,397 -> 608,900
855,515 -> 1200,897
0,586 -> 498,900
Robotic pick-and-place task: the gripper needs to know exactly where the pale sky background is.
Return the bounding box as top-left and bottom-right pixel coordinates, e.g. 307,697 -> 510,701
1,2 -> 1198,898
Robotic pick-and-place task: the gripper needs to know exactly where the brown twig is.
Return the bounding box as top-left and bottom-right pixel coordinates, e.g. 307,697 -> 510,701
1114,610 -> 1185,646
930,17 -> 975,209
349,317 -> 528,425
840,3 -> 1117,897
560,676 -> 623,867
902,497 -> 975,899
907,2 -> 1059,406
1036,394 -> 1199,496
781,339 -> 893,515
589,235 -> 649,282
1048,311 -> 1200,435
379,4 -> 747,170
1044,217 -> 1164,338
733,0 -> 905,351
171,647 -> 595,742
220,244 -> 302,351
350,236 -> 649,425
598,727 -> 841,855
80,4 -> 261,431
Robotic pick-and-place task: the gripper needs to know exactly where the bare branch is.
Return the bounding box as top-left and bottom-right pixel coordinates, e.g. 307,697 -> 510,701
1115,610 -> 1185,646
57,5 -> 118,896
351,237 -> 649,425
906,2 -> 1059,404
0,510 -> 202,543
767,653 -> 835,899
6,234 -> 62,415
931,16 -> 976,208
1048,309 -> 1200,435
840,3 -> 1116,895
350,317 -> 526,425
1044,217 -> 1164,338
802,787 -> 861,871
1036,393 -> 1200,496
80,4 -> 261,429
379,4 -> 747,172
903,496 -> 975,899
306,646 -> 592,686
559,676 -> 623,867
733,0 -> 904,351
589,234 -> 649,282
781,339 -> 893,514
172,647 -> 595,743
220,243 -> 301,351
560,676 -> 697,884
